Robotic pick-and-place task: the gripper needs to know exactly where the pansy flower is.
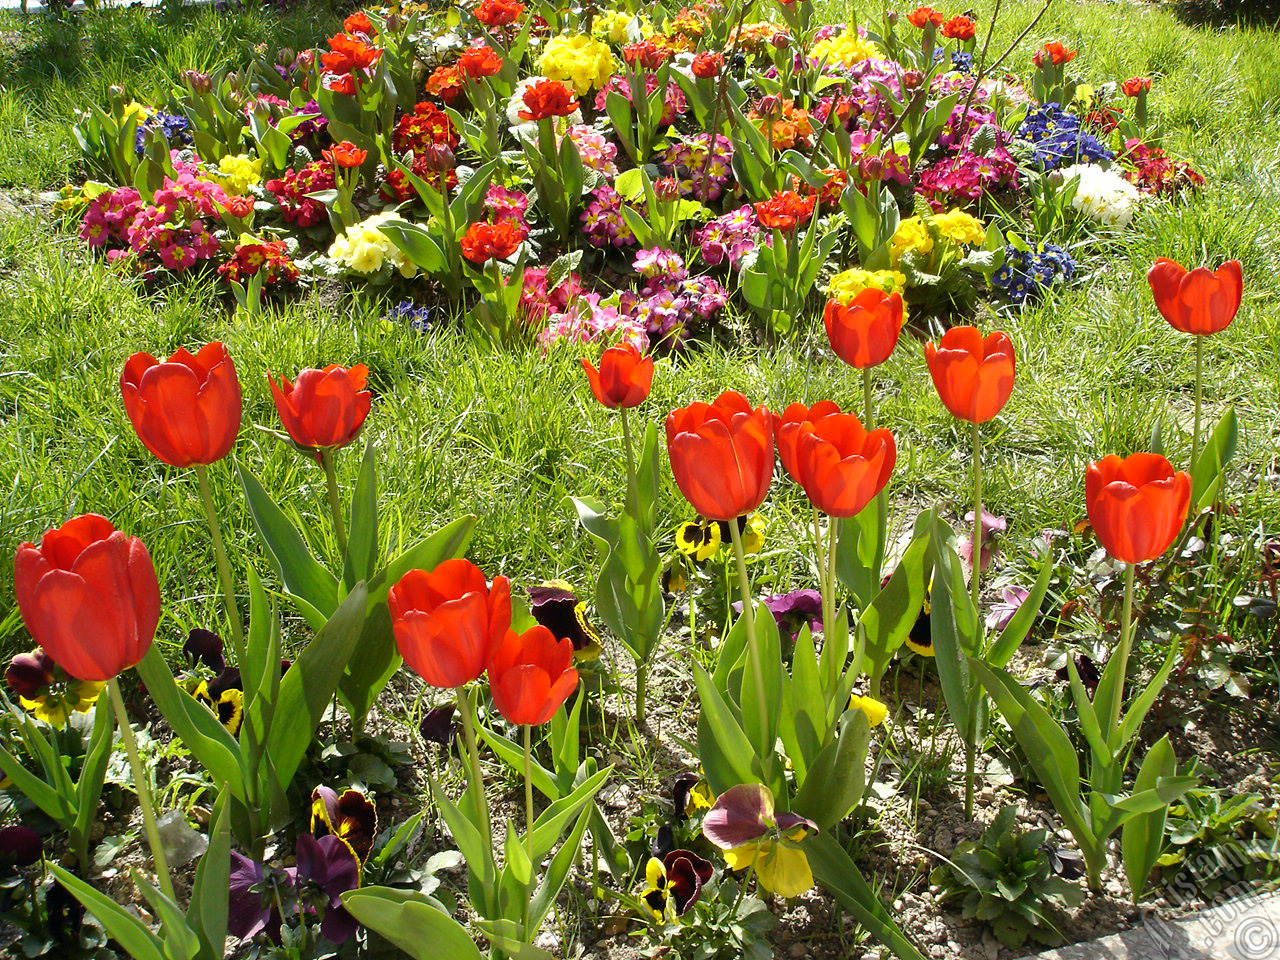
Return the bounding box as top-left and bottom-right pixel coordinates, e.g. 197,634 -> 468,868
640,849 -> 713,923
311,785 -> 378,870
528,581 -> 602,661
703,783 -> 817,898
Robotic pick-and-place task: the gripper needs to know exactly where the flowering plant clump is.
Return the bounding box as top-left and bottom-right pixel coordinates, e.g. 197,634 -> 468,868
328,212 -> 418,277
991,241 -> 1077,304
265,161 -> 337,229
1060,163 -> 1142,228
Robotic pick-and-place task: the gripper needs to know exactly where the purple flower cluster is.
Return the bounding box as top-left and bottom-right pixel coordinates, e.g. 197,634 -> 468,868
581,184 -> 638,248
134,113 -> 191,155
1018,103 -> 1114,171
619,247 -> 727,349
691,205 -> 766,270
661,133 -> 733,201
918,149 -> 1020,204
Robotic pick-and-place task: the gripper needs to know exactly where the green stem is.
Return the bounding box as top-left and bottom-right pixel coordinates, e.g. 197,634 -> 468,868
1108,563 -> 1137,738
194,464 -> 245,667
728,520 -> 768,744
970,421 -> 983,612
619,406 -> 638,517
455,685 -> 492,845
107,678 -> 175,902
825,515 -> 841,693
1191,336 -> 1204,471
634,659 -> 647,727
963,737 -> 976,822
862,366 -> 875,430
522,723 -> 535,883
320,448 -> 348,561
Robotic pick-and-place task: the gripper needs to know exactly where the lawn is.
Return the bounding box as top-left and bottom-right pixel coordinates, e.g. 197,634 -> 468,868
0,0 -> 1278,958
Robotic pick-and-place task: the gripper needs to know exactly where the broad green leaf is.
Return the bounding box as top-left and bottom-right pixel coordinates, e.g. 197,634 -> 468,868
366,515 -> 476,605
1191,407 -> 1237,510
987,551 -> 1053,667
189,792 -> 230,960
478,726 -> 558,799
342,888 -> 483,960
49,864 -> 166,960
264,583 -> 368,796
134,874 -> 200,960
504,819 -> 533,886
792,709 -> 872,830
693,662 -> 758,795
528,801 -> 593,932
238,465 -> 339,626
805,832 -> 928,960
135,646 -> 246,798
343,440 -> 380,589
1121,736 -> 1177,901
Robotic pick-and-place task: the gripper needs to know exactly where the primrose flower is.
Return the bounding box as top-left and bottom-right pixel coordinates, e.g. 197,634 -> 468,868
1060,163 -> 1141,228
593,10 -> 651,43
215,154 -> 264,195
929,208 -> 987,245
329,212 -> 417,277
827,267 -> 907,302
812,31 -> 883,67
703,783 -> 817,898
538,34 -> 617,95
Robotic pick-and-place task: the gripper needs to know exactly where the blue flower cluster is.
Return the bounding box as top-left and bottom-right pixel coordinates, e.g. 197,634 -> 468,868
134,113 -> 192,155
1017,103 -> 1113,170
950,51 -> 974,74
386,300 -> 431,333
992,243 -> 1077,304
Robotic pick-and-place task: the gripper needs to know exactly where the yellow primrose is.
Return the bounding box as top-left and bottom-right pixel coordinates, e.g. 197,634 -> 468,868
538,34 -> 617,95
891,217 -> 935,259
849,693 -> 888,727
216,154 -> 264,195
827,267 -> 908,303
812,33 -> 883,68
592,10 -> 650,44
929,208 -> 986,245
329,212 -> 417,277
121,100 -> 153,123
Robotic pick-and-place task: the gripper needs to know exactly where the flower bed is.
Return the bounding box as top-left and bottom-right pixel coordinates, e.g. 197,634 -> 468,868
3,3 -> 1276,960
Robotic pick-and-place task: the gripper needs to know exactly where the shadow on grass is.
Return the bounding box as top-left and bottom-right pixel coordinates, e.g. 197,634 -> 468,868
1167,0 -> 1280,29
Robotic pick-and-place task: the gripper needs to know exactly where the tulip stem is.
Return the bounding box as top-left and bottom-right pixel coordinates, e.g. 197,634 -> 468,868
619,406 -> 638,517
522,724 -> 535,873
194,464 -> 245,668
320,449 -> 348,561
970,421 -> 983,613
455,685 -> 492,848
1107,563 -> 1137,740
728,520 -> 768,757
107,678 -> 175,903
1191,336 -> 1204,471
862,367 -> 875,430
635,660 -> 648,727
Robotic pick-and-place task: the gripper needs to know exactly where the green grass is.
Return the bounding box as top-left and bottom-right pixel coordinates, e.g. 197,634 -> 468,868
0,0 -> 1278,671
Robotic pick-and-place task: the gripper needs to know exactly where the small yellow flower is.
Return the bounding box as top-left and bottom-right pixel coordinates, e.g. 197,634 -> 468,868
929,208 -> 986,246
216,154 -> 264,195
827,267 -> 908,302
849,693 -> 888,727
592,10 -> 651,44
539,34 -> 617,95
891,217 -> 935,259
20,680 -> 105,728
812,33 -> 883,68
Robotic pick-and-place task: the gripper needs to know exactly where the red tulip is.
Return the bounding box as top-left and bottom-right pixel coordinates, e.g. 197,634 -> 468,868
388,559 -> 512,689
581,344 -> 654,409
517,80 -> 578,121
14,514 -> 161,682
268,364 -> 372,455
924,326 -> 1016,424
1147,258 -> 1242,336
823,290 -> 904,369
666,392 -> 774,522
907,5 -> 944,27
460,220 -> 523,264
487,625 -> 579,726
120,342 -> 242,468
772,400 -> 841,481
1085,453 -> 1190,564
793,413 -> 896,518
323,141 -> 368,168
1122,77 -> 1152,98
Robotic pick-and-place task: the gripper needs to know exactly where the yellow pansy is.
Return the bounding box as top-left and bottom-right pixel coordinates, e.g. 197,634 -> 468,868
21,680 -> 105,728
724,837 -> 815,898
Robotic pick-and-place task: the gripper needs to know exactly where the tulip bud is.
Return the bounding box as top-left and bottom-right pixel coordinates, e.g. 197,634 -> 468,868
106,85 -> 127,106
225,71 -> 241,92
182,70 -> 213,94
770,31 -> 790,49
859,155 -> 885,180
418,142 -> 455,172
902,70 -> 924,90
295,50 -> 316,71
654,177 -> 681,202
756,94 -> 784,119
384,12 -> 401,30
885,9 -> 899,24
277,47 -> 296,67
